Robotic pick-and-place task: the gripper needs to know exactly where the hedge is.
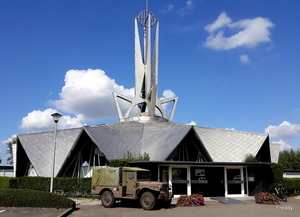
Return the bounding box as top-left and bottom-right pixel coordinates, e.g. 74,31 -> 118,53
0,177 -> 17,189
283,178 -> 300,195
108,152 -> 150,167
0,189 -> 75,208
109,159 -> 136,167
0,176 -> 92,197
17,177 -> 50,191
54,177 -> 92,197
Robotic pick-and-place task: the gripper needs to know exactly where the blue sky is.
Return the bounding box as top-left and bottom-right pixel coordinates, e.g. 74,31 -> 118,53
1,0 -> 300,164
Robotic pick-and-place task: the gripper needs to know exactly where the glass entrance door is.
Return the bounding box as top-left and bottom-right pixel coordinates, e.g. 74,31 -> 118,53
172,168 -> 188,195
225,168 -> 244,196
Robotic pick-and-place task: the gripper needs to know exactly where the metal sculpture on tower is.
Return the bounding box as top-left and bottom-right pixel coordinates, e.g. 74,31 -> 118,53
113,9 -> 178,122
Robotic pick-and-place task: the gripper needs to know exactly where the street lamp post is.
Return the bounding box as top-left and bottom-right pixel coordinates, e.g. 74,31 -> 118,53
50,112 -> 62,193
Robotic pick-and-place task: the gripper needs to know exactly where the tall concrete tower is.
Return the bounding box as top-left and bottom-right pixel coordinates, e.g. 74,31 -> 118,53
113,9 -> 178,123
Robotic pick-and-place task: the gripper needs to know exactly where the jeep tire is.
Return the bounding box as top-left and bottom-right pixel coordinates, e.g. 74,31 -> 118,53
140,191 -> 156,210
101,190 -> 115,208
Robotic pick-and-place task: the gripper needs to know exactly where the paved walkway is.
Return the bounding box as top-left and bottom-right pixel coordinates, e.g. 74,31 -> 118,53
0,196 -> 298,217
0,207 -> 67,217
69,196 -> 300,217
210,197 -> 247,204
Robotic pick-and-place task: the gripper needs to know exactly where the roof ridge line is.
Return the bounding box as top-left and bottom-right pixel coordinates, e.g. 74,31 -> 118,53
194,125 -> 268,136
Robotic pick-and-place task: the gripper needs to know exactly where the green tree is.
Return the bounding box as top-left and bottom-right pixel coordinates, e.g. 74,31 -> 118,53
278,149 -> 300,170
109,152 -> 150,167
243,153 -> 260,162
6,136 -> 17,165
271,163 -> 283,184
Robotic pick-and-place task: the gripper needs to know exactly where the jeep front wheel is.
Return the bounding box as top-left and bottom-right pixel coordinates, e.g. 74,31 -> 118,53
101,190 -> 115,208
140,191 -> 156,210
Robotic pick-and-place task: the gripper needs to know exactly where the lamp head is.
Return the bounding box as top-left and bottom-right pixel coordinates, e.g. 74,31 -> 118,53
51,113 -> 62,123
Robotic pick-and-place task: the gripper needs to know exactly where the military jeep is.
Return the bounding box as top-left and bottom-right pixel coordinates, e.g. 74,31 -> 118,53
91,167 -> 173,210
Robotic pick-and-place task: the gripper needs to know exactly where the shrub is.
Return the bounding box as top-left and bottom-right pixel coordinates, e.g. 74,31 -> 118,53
283,178 -> 300,195
109,152 -> 150,167
243,154 -> 260,162
0,189 -> 75,208
176,194 -> 204,207
0,177 -> 17,189
1,176 -> 93,197
17,177 -> 49,191
54,177 -> 92,197
271,164 -> 283,185
254,192 -> 280,205
9,176 -> 92,197
8,178 -> 18,189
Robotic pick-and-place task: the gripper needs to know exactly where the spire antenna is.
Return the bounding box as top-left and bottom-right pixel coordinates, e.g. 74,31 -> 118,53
113,4 -> 178,123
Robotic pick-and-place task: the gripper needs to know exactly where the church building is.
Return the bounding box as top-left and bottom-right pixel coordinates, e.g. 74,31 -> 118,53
15,8 -> 280,198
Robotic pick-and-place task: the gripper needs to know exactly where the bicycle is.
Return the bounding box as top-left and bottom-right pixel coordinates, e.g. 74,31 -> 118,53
274,184 -> 288,202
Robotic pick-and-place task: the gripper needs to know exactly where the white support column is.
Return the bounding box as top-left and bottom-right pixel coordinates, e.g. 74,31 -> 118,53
245,167 -> 249,196
168,166 -> 172,194
224,167 -> 228,197
187,166 -> 191,195
241,168 -> 245,195
12,142 -> 17,177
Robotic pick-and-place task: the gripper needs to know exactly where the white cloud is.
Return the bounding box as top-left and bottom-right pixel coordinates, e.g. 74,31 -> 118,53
166,4 -> 174,11
204,12 -> 232,33
161,89 -> 176,99
19,108 -> 84,131
0,135 -> 17,165
187,121 -> 196,126
160,4 -> 174,13
160,89 -> 177,113
264,121 -> 300,139
225,128 -> 236,131
20,69 -> 176,131
1,135 -> 17,146
178,0 -> 194,16
239,54 -> 250,63
186,0 -> 194,9
204,12 -> 274,50
271,140 -> 292,151
50,69 -> 134,121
